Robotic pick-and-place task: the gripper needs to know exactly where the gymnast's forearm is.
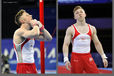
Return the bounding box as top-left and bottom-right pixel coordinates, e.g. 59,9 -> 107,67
63,43 -> 69,58
63,43 -> 70,63
42,28 -> 52,41
95,41 -> 107,59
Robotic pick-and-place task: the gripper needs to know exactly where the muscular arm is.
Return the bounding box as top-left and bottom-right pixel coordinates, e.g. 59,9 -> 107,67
62,27 -> 72,70
35,28 -> 52,41
20,25 -> 40,38
31,19 -> 52,41
91,26 -> 106,58
91,26 -> 108,68
63,27 -> 72,60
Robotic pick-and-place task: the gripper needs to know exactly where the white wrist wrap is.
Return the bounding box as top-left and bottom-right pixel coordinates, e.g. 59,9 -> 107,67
64,57 -> 69,63
101,54 -> 107,59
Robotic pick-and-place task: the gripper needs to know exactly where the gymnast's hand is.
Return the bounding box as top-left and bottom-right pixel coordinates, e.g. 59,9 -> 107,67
102,58 -> 108,68
33,19 -> 43,27
29,19 -> 38,27
32,19 -> 44,31
65,61 -> 71,71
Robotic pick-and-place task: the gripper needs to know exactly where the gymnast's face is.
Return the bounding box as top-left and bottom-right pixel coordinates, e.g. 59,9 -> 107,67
74,8 -> 86,21
20,12 -> 32,24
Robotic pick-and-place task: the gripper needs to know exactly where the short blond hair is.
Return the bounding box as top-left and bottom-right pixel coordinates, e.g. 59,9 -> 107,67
15,9 -> 25,26
73,6 -> 83,13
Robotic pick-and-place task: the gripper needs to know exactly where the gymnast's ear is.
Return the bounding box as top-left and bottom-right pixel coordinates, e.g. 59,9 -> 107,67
85,13 -> 87,17
20,18 -> 25,24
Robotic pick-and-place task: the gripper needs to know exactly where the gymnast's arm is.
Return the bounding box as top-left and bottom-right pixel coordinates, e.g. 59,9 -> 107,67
63,26 -> 72,70
63,27 -> 72,60
31,19 -> 52,41
17,25 -> 40,39
91,26 -> 108,68
35,28 -> 52,41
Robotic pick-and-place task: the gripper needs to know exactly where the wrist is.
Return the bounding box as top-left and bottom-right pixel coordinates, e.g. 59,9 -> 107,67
101,54 -> 107,59
34,19 -> 44,31
40,25 -> 44,31
35,20 -> 44,28
64,57 -> 69,63
32,23 -> 37,27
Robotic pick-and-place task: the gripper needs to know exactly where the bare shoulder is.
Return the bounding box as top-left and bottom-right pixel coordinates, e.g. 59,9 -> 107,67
66,25 -> 74,34
90,24 -> 96,29
14,28 -> 20,35
89,25 -> 97,35
90,25 -> 97,32
15,24 -> 28,35
66,26 -> 72,31
14,28 -> 25,37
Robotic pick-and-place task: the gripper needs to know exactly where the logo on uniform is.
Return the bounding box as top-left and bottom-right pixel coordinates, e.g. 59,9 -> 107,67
73,59 -> 79,62
80,36 -> 85,40
89,57 -> 93,62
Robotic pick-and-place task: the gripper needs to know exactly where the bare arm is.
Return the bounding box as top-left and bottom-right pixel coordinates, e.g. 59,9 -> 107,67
91,26 -> 108,67
35,28 -> 52,41
20,25 -> 40,38
31,19 -> 52,41
63,27 -> 72,70
92,26 -> 106,57
63,27 -> 72,58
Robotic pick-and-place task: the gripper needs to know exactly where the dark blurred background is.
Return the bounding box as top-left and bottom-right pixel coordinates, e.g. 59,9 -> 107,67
58,0 -> 112,68
2,0 -> 56,74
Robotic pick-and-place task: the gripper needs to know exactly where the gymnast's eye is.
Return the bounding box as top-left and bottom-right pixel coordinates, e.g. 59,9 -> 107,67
76,12 -> 79,14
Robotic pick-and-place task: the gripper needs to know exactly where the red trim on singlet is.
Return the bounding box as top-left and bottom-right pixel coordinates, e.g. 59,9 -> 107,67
87,24 -> 92,52
13,42 -> 16,51
72,24 -> 92,40
13,39 -> 31,62
21,38 -> 31,61
87,24 -> 92,39
72,24 -> 92,52
72,24 -> 80,41
13,42 -> 19,62
21,38 -> 31,50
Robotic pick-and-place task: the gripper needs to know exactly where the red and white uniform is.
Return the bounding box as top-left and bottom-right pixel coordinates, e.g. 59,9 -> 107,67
13,38 -> 37,74
71,24 -> 99,73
